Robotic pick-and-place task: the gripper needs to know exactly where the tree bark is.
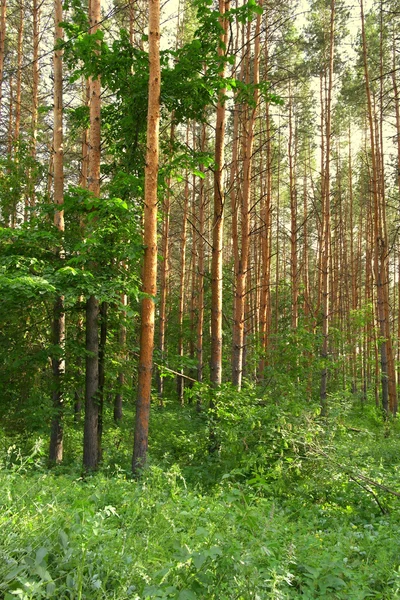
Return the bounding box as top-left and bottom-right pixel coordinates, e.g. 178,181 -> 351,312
14,0 -> 24,145
320,0 -> 335,417
49,0 -> 65,464
132,0 -> 160,472
114,293 -> 127,421
360,0 -> 394,415
210,0 -> 230,388
83,295 -> 99,469
157,123 -> 174,401
0,0 -> 6,116
232,8 -> 261,388
83,0 -> 102,470
97,301 -> 107,462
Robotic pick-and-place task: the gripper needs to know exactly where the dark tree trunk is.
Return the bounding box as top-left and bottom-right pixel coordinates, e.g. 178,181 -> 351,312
83,295 -> 99,470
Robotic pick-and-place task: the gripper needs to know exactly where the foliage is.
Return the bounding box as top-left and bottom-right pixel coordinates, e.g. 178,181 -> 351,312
2,394 -> 400,599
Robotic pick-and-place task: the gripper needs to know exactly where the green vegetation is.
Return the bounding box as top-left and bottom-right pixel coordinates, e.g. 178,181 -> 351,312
2,391 -> 400,599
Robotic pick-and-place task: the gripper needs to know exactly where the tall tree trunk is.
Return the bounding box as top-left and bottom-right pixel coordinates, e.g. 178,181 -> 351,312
288,82 -> 298,330
29,0 -> 40,210
196,123 -> 206,384
132,0 -> 160,472
393,34 -> 400,409
320,0 -> 335,416
14,0 -> 24,144
232,9 -> 261,388
97,301 -> 107,462
49,0 -> 65,464
360,0 -> 393,415
177,143 -> 189,403
0,0 -> 6,115
210,0 -> 230,389
114,293 -> 127,421
83,0 -> 102,471
157,122 -> 174,400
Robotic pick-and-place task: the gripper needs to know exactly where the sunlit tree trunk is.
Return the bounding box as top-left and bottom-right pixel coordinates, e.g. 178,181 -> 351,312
0,0 -> 6,115
232,9 -> 261,388
360,0 -> 395,415
49,0 -> 65,464
196,123 -> 206,384
132,0 -> 160,472
320,0 -> 335,416
29,0 -> 40,210
14,1 -> 24,145
210,0 -> 230,388
177,136 -> 189,402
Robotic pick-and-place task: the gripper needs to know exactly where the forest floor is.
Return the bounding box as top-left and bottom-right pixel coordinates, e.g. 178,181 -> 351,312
1,390 -> 400,599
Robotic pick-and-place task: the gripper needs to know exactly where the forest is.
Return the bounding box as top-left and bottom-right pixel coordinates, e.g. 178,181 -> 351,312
1,0 -> 400,596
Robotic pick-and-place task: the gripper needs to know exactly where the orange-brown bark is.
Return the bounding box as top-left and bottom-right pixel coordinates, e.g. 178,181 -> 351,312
132,0 -> 161,471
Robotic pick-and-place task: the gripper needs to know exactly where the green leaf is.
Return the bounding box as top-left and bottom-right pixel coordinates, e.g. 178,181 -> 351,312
35,546 -> 49,564
47,582 -> 56,595
192,552 -> 208,570
35,565 -> 52,582
59,529 -> 69,549
178,591 -> 197,600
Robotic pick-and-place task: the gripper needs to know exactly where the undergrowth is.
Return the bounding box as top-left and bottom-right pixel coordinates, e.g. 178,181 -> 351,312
1,389 -> 400,599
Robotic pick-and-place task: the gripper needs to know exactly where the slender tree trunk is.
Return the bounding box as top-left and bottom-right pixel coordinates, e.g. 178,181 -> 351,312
177,145 -> 189,403
97,301 -> 107,462
360,0 -> 392,415
29,0 -> 40,209
210,0 -> 230,389
258,13 -> 271,378
232,9 -> 261,388
320,0 -> 335,416
393,37 -> 400,408
132,0 -> 160,472
196,123 -> 206,384
83,0 -> 102,471
84,295 -> 99,469
114,293 -> 127,421
157,123 -> 174,400
288,82 -> 298,330
14,1 -> 24,144
0,0 -> 6,115
49,0 -> 65,464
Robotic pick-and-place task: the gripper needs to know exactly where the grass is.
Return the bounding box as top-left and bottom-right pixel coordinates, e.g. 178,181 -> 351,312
1,390 -> 400,599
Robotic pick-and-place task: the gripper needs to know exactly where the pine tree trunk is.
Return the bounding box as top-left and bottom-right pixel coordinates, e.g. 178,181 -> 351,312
114,293 -> 127,421
210,0 -> 230,389
392,40 -> 400,410
132,0 -> 160,472
14,1 -> 23,145
29,0 -> 40,211
83,0 -> 102,470
157,123 -> 174,400
288,83 -> 298,330
177,149 -> 189,403
97,301 -> 107,462
360,0 -> 393,415
232,9 -> 261,388
196,123 -> 206,385
83,295 -> 99,469
49,0 -> 65,464
0,0 -> 6,115
320,0 -> 335,417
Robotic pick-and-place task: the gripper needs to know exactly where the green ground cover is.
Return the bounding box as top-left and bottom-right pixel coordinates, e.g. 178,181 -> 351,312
1,391 -> 400,599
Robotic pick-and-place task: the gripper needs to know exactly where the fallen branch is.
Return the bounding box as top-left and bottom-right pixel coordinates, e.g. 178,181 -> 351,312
314,446 -> 400,499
